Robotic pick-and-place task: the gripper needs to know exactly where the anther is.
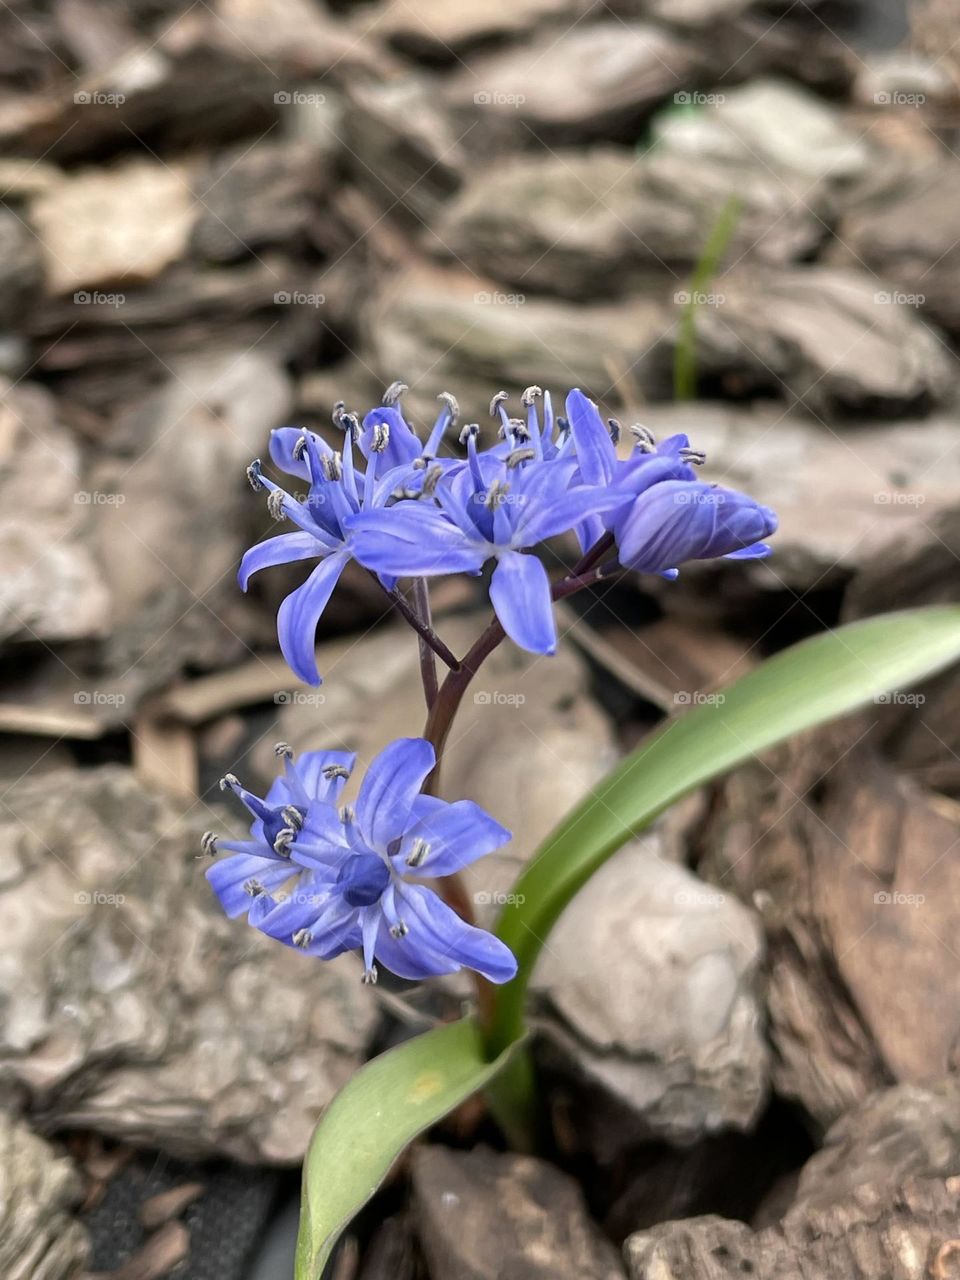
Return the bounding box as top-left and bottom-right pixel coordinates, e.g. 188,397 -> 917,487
322,453 -> 342,482
200,831 -> 218,857
406,838 -> 430,868
246,460 -> 264,491
437,391 -> 460,423
267,489 -> 286,520
489,391 -> 509,417
281,805 -> 305,832
322,763 -> 351,780
273,827 -> 295,856
506,447 -> 535,469
389,921 -> 409,939
274,742 -> 294,759
485,478 -> 510,510
243,878 -> 265,897
608,418 -> 621,446
341,412 -> 361,441
293,435 -> 308,461
293,928 -> 312,950
361,966 -> 379,985
459,423 -> 480,445
371,422 -> 391,453
382,381 -> 408,405
631,424 -> 656,452
219,773 -> 240,793
521,385 -> 542,406
421,463 -> 443,496
331,400 -> 346,427
679,446 -> 707,465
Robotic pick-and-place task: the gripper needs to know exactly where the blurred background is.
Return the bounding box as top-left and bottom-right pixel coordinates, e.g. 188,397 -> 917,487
3,0 -> 960,1277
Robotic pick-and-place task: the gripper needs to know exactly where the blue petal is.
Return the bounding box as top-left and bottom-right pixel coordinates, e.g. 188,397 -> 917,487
294,750 -> 357,804
206,854 -> 294,918
566,388 -> 616,485
276,549 -> 350,685
616,482 -> 777,573
269,427 -> 312,480
355,737 -> 436,851
360,406 -> 423,469
512,482 -> 623,548
347,507 -> 488,577
724,541 -> 773,560
394,883 -> 518,984
489,552 -> 557,655
395,795 -> 511,877
238,532 -> 323,591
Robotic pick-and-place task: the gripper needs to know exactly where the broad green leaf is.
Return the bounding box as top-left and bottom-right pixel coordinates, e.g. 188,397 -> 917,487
488,605 -> 960,1056
295,1018 -> 518,1280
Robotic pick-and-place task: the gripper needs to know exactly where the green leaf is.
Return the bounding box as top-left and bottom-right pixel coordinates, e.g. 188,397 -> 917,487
488,605 -> 960,1056
295,1018 -> 518,1280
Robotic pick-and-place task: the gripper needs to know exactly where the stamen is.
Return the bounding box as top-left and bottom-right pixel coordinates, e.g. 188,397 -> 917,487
631,424 -> 656,452
382,381 -> 408,406
488,391 -> 509,418
680,446 -> 707,465
219,773 -> 240,793
371,422 -> 391,454
273,828 -> 295,856
485,478 -> 510,510
406,837 -> 430,868
389,921 -> 409,939
322,763 -> 351,780
608,418 -> 621,446
341,412 -> 361,441
506,447 -> 535,469
421,463 -> 443,496
246,460 -> 264,491
292,928 -> 312,950
331,400 -> 346,428
281,805 -> 305,832
293,435 -> 308,461
274,742 -> 293,759
243,878 -> 265,897
437,391 -> 459,423
322,453 -> 342,482
361,966 -> 379,985
521,385 -> 542,406
459,423 -> 479,445
200,831 -> 218,856
266,489 -> 286,520
556,415 -> 571,439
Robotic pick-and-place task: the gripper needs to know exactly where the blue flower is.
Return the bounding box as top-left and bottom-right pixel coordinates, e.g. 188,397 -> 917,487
348,394 -> 623,655
205,739 -> 517,986
565,388 -> 776,571
239,390 -> 459,686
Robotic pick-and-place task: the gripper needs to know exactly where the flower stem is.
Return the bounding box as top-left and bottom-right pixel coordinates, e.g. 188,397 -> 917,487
371,573 -> 462,672
411,578 -> 439,709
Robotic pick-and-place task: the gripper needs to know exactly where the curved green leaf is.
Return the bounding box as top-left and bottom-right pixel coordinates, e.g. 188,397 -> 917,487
295,1017 -> 519,1280
488,605 -> 960,1056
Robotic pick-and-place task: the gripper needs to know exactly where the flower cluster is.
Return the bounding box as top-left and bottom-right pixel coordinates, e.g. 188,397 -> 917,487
205,738 -> 516,985
207,379 -> 777,985
239,383 -> 776,680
